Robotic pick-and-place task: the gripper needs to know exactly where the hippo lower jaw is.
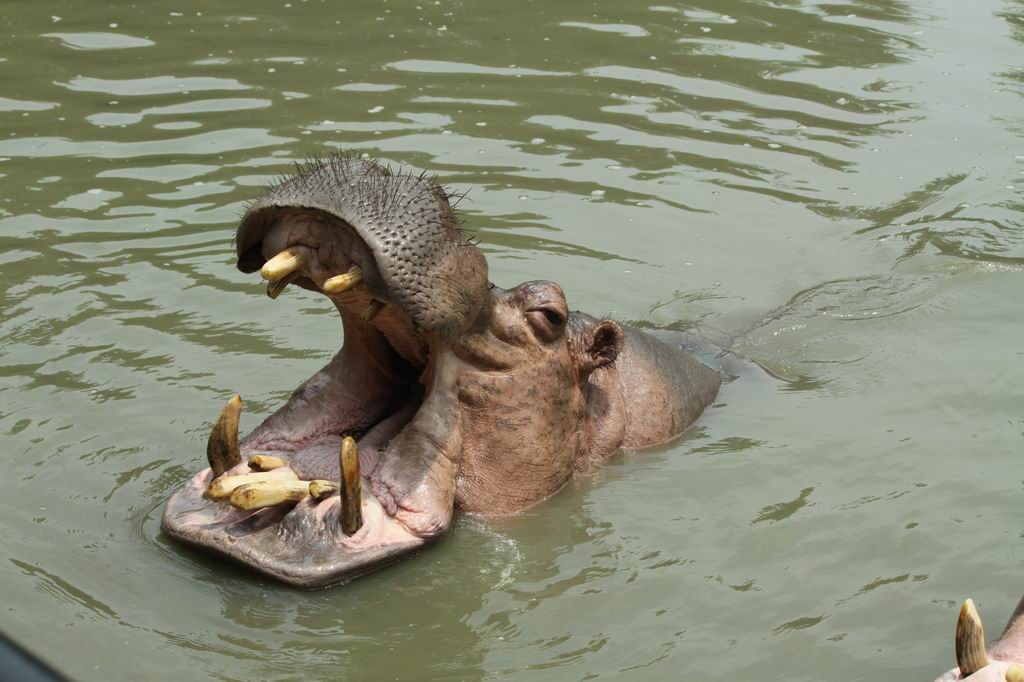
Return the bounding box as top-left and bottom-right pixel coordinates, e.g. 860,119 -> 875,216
162,469 -> 425,587
162,210 -> 464,588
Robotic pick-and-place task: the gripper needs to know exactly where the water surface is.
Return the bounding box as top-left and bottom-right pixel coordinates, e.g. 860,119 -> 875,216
1,0 -> 1022,679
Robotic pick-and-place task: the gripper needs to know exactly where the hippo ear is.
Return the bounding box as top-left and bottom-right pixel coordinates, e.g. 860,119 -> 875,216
579,320 -> 624,376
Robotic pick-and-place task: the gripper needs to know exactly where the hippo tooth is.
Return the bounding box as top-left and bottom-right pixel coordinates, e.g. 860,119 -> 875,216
229,480 -> 309,510
1007,664 -> 1024,682
322,266 -> 363,295
339,436 -> 363,535
308,479 -> 339,502
247,454 -> 286,471
260,248 -> 305,282
206,394 -> 242,478
360,299 -> 385,323
266,280 -> 284,299
956,598 -> 989,678
206,470 -> 297,500
266,270 -> 300,299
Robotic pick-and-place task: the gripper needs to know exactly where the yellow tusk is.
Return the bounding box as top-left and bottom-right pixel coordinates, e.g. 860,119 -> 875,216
360,299 -> 385,323
260,248 -> 305,282
248,454 -> 286,471
323,266 -> 363,295
229,480 -> 309,510
308,479 -> 339,502
1006,664 -> 1024,682
207,394 -> 242,477
339,436 -> 363,535
956,598 -> 989,678
266,271 -> 300,299
206,470 -> 296,500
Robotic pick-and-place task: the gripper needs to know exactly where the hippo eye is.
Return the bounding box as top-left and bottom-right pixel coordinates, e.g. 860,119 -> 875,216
526,305 -> 567,343
541,309 -> 563,326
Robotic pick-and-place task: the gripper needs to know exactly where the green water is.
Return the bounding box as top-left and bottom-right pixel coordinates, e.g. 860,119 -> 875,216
1,0 -> 1022,679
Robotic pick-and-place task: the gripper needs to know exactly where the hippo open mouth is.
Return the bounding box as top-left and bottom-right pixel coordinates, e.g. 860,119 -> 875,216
162,157 -> 490,586
162,155 -> 722,588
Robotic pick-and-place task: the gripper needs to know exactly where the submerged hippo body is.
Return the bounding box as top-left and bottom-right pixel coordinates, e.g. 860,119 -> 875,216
161,156 -> 722,587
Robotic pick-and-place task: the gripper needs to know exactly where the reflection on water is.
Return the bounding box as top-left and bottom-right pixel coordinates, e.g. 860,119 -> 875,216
0,0 -> 1022,680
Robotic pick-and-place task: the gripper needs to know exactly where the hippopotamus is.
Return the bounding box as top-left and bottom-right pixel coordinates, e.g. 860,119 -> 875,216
934,595 -> 1024,681
161,155 -> 722,587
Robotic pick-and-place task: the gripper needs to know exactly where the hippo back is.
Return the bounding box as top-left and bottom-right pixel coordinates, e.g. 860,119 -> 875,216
613,325 -> 722,448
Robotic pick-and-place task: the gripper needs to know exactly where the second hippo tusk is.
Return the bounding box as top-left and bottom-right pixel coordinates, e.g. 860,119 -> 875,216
323,266 -> 363,295
261,248 -> 305,282
248,454 -> 286,471
266,271 -> 300,299
956,598 -> 989,678
230,480 -> 310,510
207,394 -> 242,478
339,436 -> 363,535
207,470 -> 297,500
1007,665 -> 1024,682
360,299 -> 385,323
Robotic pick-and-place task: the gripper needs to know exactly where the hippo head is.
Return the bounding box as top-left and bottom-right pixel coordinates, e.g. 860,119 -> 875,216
161,156 -> 626,587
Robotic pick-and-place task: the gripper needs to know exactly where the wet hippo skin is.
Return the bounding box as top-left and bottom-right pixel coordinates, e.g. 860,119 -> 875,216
161,156 -> 722,588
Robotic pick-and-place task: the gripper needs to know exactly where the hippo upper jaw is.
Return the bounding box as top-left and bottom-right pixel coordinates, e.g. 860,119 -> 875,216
235,155 -> 489,339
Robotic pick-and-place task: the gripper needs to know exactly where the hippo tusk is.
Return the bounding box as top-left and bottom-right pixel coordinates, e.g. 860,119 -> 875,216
360,299 -> 385,323
229,480 -> 309,511
248,454 -> 286,471
207,394 -> 242,477
207,470 -> 297,500
266,270 -> 301,299
339,436 -> 363,535
956,598 -> 989,678
261,248 -> 305,281
308,479 -> 339,501
323,266 -> 363,295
